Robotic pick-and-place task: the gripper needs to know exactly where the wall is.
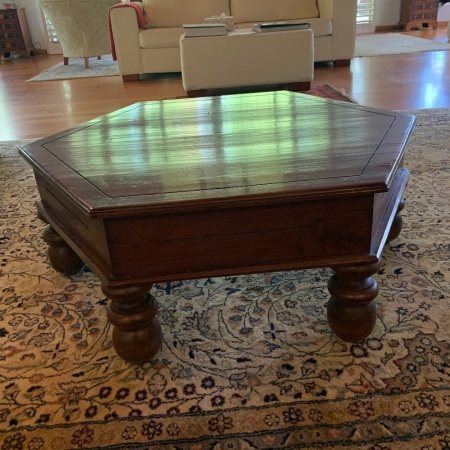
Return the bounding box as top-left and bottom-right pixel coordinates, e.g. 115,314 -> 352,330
20,0 -> 47,51
438,2 -> 450,20
375,0 -> 401,26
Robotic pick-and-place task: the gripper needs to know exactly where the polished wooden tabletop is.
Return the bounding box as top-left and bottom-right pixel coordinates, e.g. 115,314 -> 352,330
20,91 -> 415,217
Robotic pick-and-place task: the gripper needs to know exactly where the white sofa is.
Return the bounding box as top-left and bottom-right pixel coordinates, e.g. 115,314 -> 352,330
109,0 -> 357,81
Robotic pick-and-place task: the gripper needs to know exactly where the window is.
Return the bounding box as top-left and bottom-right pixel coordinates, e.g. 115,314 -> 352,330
356,0 -> 376,33
40,9 -> 62,54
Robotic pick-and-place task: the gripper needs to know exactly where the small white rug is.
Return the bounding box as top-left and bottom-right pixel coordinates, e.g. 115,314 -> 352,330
27,54 -> 119,82
355,33 -> 450,57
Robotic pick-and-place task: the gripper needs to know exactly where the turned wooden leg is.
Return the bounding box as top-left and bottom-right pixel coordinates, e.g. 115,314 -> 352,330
387,198 -> 406,243
333,59 -> 351,67
41,224 -> 84,274
63,57 -> 69,66
327,260 -> 381,342
84,57 -> 89,69
103,284 -> 162,364
187,89 -> 208,98
288,81 -> 311,92
122,74 -> 140,82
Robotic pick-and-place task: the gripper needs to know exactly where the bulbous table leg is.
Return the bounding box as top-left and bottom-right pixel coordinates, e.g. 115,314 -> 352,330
387,198 -> 406,242
102,284 -> 162,364
42,224 -> 84,274
327,260 -> 381,342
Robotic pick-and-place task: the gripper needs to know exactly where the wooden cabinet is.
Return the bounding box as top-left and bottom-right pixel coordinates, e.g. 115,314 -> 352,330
400,0 -> 439,31
0,8 -> 33,58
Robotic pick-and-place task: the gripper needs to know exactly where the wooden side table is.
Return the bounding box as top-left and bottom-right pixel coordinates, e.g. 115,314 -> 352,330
0,8 -> 33,58
399,0 -> 439,31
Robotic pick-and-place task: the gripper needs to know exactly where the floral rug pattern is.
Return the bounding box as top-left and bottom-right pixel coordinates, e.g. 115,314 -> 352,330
0,106 -> 449,449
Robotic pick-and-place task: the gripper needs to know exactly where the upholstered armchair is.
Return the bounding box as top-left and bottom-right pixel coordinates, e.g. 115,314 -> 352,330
39,0 -> 117,68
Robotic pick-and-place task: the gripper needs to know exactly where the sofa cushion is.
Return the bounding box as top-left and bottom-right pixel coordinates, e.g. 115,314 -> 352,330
143,0 -> 231,28
230,0 -> 319,24
140,27 -> 184,49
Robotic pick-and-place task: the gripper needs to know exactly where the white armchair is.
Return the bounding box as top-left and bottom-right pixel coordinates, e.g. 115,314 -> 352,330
39,0 -> 117,69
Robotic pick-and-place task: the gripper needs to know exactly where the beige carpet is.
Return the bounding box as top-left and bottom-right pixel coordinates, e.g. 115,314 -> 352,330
26,54 -> 119,82
0,104 -> 449,448
355,32 -> 450,57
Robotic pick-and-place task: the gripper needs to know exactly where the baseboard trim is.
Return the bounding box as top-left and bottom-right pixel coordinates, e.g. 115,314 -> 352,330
375,25 -> 399,32
375,21 -> 448,32
33,48 -> 47,55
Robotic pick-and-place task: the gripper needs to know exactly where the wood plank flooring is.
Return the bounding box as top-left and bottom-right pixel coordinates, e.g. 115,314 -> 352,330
1,28 -> 450,141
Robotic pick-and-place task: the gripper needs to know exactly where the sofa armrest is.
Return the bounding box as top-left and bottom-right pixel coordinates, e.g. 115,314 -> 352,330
317,0 -> 357,61
110,4 -> 145,78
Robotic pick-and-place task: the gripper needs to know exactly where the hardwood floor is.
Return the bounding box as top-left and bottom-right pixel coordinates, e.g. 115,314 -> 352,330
1,28 -> 450,141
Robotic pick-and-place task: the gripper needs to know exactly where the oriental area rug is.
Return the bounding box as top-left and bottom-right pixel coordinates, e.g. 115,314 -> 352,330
0,105 -> 449,449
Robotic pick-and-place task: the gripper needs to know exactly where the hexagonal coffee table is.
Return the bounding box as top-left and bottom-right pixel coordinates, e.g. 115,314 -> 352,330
19,91 -> 415,364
